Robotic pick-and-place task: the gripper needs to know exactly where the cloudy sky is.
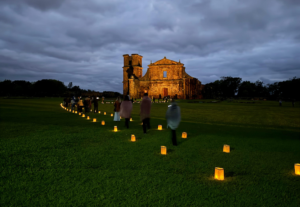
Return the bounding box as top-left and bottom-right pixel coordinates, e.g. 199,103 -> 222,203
0,0 -> 300,92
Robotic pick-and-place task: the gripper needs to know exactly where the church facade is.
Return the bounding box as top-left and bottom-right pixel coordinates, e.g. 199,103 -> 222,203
123,54 -> 204,99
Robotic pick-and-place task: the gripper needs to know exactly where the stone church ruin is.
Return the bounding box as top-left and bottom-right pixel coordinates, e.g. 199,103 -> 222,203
123,54 -> 204,99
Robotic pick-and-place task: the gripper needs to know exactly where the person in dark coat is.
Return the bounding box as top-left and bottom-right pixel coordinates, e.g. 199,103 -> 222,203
94,96 -> 98,113
140,93 -> 152,134
166,100 -> 181,146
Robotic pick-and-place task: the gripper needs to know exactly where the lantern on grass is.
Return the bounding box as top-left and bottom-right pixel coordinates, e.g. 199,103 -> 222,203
72,110 -> 74,113
214,167 -> 224,180
104,112 -> 106,115
295,163 -> 300,175
182,132 -> 187,138
158,125 -> 162,130
161,146 -> 167,155
79,112 -> 81,116
223,145 -> 230,153
101,121 -> 105,125
75,111 -> 77,114
131,134 -> 136,142
93,118 -> 96,122
87,116 -> 90,120
114,126 -> 118,132
130,118 -> 133,121
82,114 -> 85,118
98,111 -> 101,114
69,109 -> 71,112
111,114 -> 113,117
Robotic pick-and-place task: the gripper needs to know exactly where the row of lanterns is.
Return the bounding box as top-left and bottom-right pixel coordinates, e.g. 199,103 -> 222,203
60,103 -> 300,178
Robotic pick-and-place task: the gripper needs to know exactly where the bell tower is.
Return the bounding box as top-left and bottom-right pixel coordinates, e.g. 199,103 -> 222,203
123,54 -> 143,97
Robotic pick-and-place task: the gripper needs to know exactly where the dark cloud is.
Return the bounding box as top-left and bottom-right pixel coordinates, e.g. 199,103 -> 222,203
0,0 -> 300,92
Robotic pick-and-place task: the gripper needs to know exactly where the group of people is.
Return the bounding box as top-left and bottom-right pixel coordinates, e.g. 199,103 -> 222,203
113,93 -> 181,146
64,93 -> 181,146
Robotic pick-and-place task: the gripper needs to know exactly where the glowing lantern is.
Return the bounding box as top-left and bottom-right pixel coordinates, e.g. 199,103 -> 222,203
158,125 -> 162,130
93,118 -> 96,122
114,126 -> 118,132
98,111 -> 101,114
69,109 -> 71,112
104,112 -> 106,115
295,163 -> 300,175
161,146 -> 167,155
87,116 -> 90,120
79,112 -> 81,116
130,118 -> 133,121
90,109 -> 92,112
223,145 -> 230,153
72,110 -> 74,113
182,132 -> 187,138
111,114 -> 113,117
131,134 -> 136,142
75,111 -> 77,114
82,114 -> 85,118
101,121 -> 105,125
214,167 -> 224,180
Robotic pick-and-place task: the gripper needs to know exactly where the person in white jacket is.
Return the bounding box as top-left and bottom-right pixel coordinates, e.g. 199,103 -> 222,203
165,100 -> 181,146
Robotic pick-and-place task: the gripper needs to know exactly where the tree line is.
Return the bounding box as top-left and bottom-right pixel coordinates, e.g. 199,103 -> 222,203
202,76 -> 300,100
0,79 -> 121,98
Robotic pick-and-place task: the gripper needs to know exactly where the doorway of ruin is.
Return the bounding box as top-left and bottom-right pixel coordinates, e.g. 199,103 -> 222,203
163,88 -> 168,97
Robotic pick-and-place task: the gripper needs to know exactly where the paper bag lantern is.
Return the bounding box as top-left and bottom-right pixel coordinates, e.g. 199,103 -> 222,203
130,118 -> 133,121
295,163 -> 300,175
87,116 -> 90,120
104,112 -> 106,115
111,114 -> 113,117
93,118 -> 96,122
214,167 -> 224,180
131,134 -> 136,142
69,109 -> 71,112
182,132 -> 187,138
114,126 -> 117,132
72,110 -> 75,113
161,146 -> 167,155
79,112 -> 81,116
158,125 -> 162,130
98,111 -> 101,114
82,114 -> 85,118
223,145 -> 230,153
75,111 -> 77,114
101,121 -> 105,125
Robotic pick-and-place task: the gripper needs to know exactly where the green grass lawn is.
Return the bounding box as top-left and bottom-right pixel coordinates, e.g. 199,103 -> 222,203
1,98 -> 300,206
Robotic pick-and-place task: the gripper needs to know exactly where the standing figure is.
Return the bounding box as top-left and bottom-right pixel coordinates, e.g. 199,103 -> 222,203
114,96 -> 121,121
85,96 -> 91,113
153,97 -> 155,103
140,93 -> 152,134
279,99 -> 282,106
71,95 -> 76,111
94,96 -> 98,113
78,98 -> 83,112
166,100 -> 181,146
120,95 -> 133,128
102,96 -> 105,104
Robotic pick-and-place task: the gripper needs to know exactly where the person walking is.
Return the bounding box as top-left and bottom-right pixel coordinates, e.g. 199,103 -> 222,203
140,93 -> 152,134
94,96 -> 99,113
120,95 -> 133,128
114,96 -> 121,121
78,97 -> 83,112
166,100 -> 181,146
71,95 -> 76,111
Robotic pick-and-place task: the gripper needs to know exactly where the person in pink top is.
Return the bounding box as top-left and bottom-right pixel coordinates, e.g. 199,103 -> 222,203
140,93 -> 152,134
120,95 -> 133,128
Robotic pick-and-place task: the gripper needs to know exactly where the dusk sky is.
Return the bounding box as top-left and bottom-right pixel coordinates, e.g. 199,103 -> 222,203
0,0 -> 300,92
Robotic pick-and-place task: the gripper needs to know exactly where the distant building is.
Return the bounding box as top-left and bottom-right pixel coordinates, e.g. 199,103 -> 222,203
123,54 -> 204,99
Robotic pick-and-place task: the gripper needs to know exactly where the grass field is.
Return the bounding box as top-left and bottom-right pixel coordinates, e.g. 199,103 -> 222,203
1,98 -> 300,206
